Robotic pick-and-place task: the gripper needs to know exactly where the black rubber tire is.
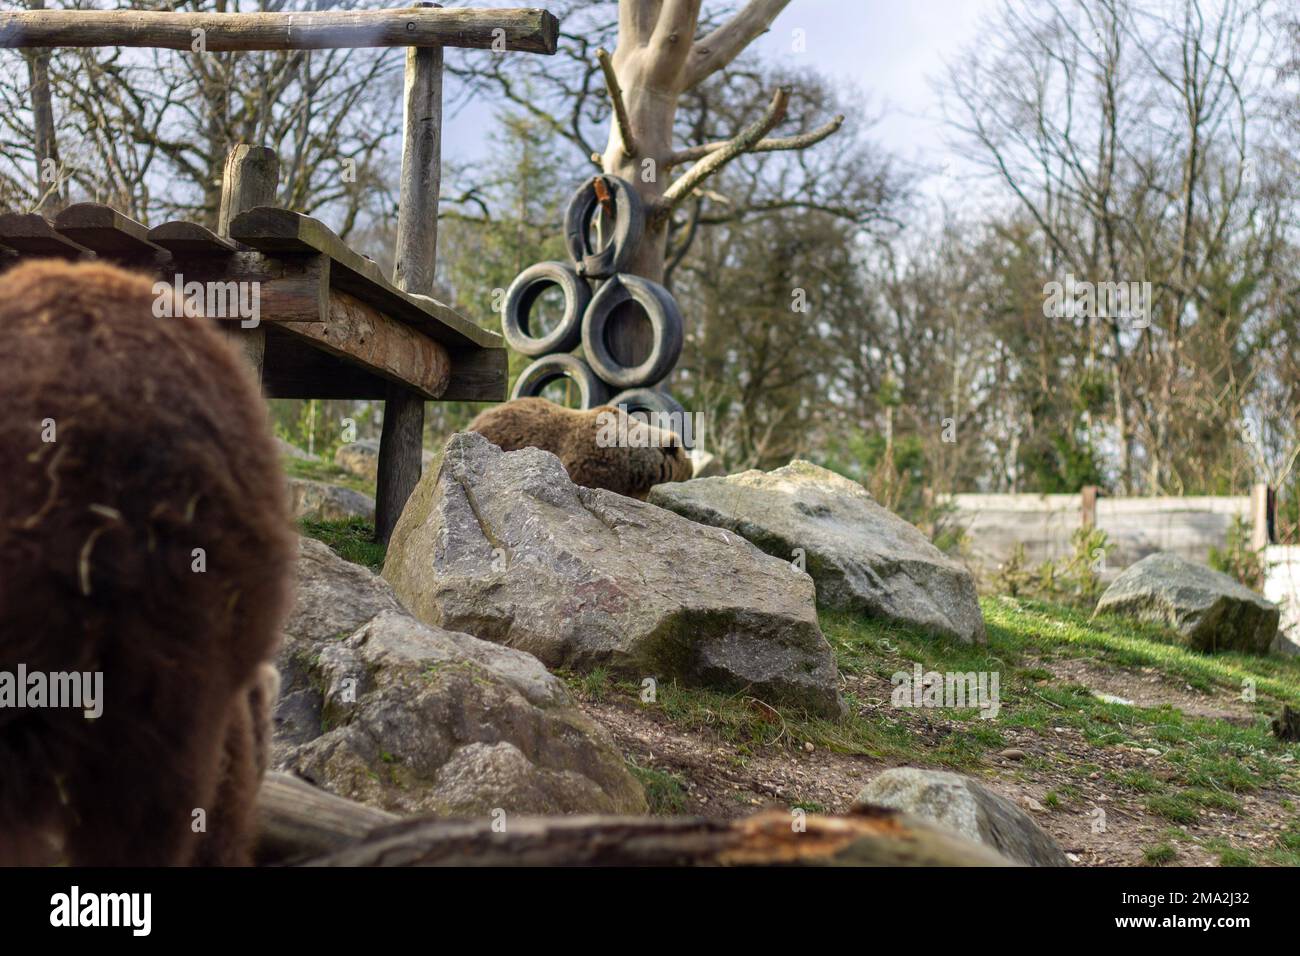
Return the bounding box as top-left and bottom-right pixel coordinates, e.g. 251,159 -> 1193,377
501,261 -> 590,357
563,175 -> 644,279
510,353 -> 610,409
608,387 -> 686,424
581,273 -> 684,389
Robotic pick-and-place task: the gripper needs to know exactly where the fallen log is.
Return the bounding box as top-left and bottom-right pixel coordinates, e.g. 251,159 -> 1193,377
302,806 -> 1016,867
256,772 -> 399,865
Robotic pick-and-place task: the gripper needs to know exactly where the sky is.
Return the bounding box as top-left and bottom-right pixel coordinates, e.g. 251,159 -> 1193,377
440,0 -> 1005,181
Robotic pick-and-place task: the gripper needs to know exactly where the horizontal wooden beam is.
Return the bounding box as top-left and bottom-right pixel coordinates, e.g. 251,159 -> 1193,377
164,251 -> 329,325
0,8 -> 559,54
442,345 -> 508,402
278,289 -> 451,399
229,205 -> 502,351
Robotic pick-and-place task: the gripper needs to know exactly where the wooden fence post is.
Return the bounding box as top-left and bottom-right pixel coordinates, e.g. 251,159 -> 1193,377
216,144 -> 278,379
375,5 -> 442,545
1080,485 -> 1097,530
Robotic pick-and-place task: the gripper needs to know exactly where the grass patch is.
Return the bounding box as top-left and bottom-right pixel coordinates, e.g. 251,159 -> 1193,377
299,516 -> 386,572
1143,843 -> 1177,865
284,455 -> 376,497
556,598 -> 1300,825
626,760 -> 689,815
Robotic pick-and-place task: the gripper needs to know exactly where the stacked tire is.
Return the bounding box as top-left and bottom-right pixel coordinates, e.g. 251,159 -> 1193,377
504,174 -> 685,420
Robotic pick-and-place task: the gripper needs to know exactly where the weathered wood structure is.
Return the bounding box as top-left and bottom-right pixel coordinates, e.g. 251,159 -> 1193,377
0,5 -> 561,541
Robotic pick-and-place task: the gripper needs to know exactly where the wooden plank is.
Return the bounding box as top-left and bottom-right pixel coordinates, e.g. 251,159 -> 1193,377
228,205 -> 501,350
148,220 -> 238,257
53,202 -> 163,261
167,251 -> 328,325
0,8 -> 560,54
278,289 -> 451,399
0,212 -> 92,259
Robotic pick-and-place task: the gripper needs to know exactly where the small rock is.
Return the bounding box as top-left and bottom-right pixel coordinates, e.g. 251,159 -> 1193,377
999,748 -> 1027,761
286,477 -> 374,522
1094,693 -> 1134,706
853,768 -> 1069,866
804,742 -> 815,753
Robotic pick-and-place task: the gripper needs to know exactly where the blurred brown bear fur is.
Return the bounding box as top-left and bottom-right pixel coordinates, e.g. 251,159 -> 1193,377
0,260 -> 295,865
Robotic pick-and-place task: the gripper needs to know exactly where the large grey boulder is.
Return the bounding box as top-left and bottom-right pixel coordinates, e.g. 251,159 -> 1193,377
1095,552 -> 1279,654
275,537 -> 646,816
287,477 -> 375,523
853,768 -> 1068,866
383,432 -> 843,718
648,461 -> 985,643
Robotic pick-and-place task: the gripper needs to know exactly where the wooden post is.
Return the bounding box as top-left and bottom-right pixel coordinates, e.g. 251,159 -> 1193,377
1080,485 -> 1097,530
375,8 -> 441,545
216,144 -> 279,380
1251,483 -> 1273,551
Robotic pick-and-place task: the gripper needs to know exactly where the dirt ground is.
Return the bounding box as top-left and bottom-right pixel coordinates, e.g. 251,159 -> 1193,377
576,654 -> 1298,866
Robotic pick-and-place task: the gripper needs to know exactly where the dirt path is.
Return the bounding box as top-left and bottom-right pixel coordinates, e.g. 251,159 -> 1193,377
575,655 -> 1297,867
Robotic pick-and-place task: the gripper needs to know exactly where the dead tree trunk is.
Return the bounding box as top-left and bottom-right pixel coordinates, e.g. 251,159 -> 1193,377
303,807 -> 1015,867
594,0 -> 841,365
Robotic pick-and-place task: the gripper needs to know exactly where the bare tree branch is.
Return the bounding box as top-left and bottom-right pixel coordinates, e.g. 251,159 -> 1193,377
665,112 -> 843,167
656,84 -> 788,222
682,0 -> 790,89
596,46 -> 635,156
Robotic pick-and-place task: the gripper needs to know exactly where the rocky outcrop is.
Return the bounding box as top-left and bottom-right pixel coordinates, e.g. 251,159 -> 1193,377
853,768 -> 1067,866
649,461 -> 985,643
287,477 -> 375,523
382,433 -> 844,717
274,537 -> 646,816
1095,552 -> 1279,654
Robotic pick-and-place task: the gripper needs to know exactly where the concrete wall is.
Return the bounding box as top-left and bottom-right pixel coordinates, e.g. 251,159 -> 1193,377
1264,546 -> 1300,656
944,493 -> 1252,573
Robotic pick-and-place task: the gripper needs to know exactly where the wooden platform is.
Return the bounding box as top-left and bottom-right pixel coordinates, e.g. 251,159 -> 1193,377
0,202 -> 507,403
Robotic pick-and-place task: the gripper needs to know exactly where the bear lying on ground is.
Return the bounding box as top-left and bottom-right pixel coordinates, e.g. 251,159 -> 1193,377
467,397 -> 693,500
0,259 -> 295,866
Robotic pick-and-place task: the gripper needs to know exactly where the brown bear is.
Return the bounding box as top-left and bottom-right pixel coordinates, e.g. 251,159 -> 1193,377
0,259 -> 295,866
467,397 -> 693,500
